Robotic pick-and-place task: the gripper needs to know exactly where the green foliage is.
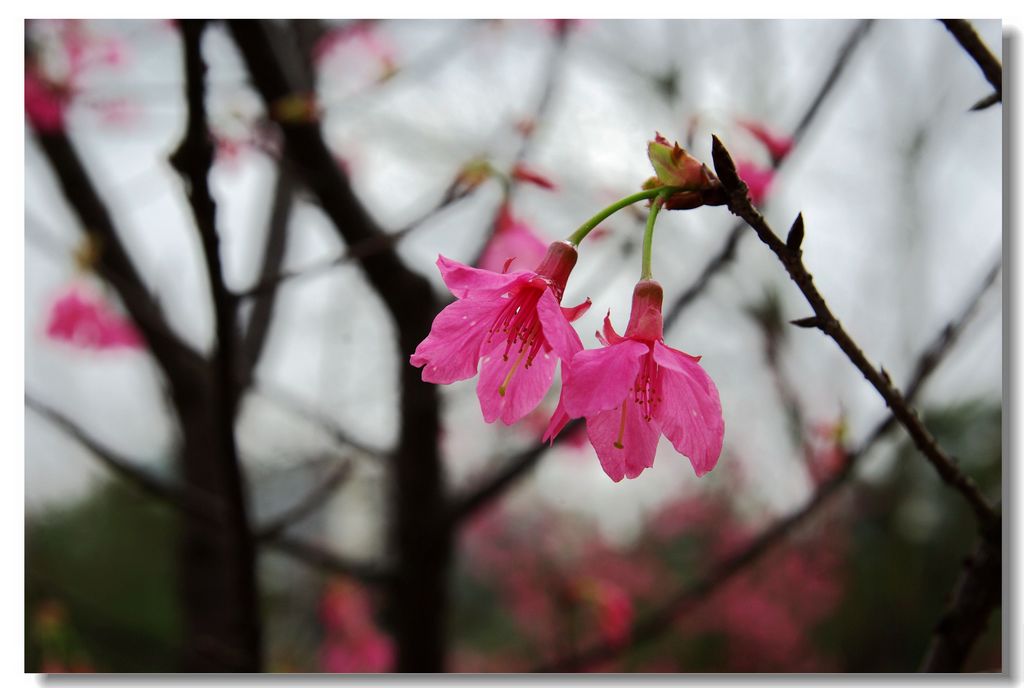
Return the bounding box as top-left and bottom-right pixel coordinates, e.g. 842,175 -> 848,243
823,398 -> 1001,671
26,480 -> 182,672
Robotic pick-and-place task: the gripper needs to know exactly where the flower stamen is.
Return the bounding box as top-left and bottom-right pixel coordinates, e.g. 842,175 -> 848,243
614,400 -> 628,449
498,347 -> 528,397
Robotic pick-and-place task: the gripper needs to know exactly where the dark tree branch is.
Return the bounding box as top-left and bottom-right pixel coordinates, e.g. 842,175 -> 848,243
25,395 -> 221,522
239,167 -> 295,385
253,383 -> 384,460
533,256 -> 1000,671
710,134 -> 999,534
261,533 -> 393,586
451,21 -> 876,524
28,393 -> 388,587
228,19 -> 449,671
254,459 -> 353,541
919,534 -> 1002,671
664,19 -> 875,329
940,19 -> 1002,101
447,419 -> 582,526
235,190 -> 469,300
168,19 -> 262,672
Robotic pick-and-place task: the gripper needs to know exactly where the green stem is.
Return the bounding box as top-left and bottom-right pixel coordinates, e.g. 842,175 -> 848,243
565,188 -> 665,246
640,193 -> 666,280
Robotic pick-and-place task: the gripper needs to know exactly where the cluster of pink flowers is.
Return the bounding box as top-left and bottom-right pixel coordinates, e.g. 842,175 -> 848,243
456,487 -> 847,672
458,507 -> 665,670
319,579 -> 394,673
46,287 -> 143,351
411,136 -> 726,482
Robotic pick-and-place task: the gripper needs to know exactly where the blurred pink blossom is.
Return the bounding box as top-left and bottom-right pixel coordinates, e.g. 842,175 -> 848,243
320,635 -> 393,673
46,288 -> 143,351
738,119 -> 794,162
573,578 -> 633,648
511,164 -> 558,191
477,206 -> 548,274
735,160 -> 775,205
319,579 -> 394,673
25,69 -> 68,132
313,22 -> 397,80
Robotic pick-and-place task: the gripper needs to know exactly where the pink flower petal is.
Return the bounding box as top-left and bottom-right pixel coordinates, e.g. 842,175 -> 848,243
437,254 -> 529,300
542,361 -> 575,444
586,400 -> 660,482
541,395 -> 571,444
652,341 -> 724,477
563,340 -> 648,418
600,311 -> 624,345
535,288 -> 583,363
735,160 -> 774,206
561,298 -> 591,323
410,297 -> 499,383
477,338 -> 558,425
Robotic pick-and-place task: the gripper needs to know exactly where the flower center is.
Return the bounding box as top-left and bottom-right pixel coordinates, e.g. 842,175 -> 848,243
631,352 -> 660,422
487,283 -> 548,373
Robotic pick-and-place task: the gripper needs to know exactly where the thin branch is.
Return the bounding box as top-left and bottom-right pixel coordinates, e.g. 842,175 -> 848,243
447,419 -> 582,526
235,189 -> 469,300
261,533 -> 393,586
253,383 -> 384,460
239,166 -> 296,384
467,20 -> 573,268
710,134 -> 999,533
663,19 -> 875,329
25,395 -> 222,522
27,393 -> 389,586
254,459 -> 353,541
533,256 -> 1000,671
919,534 -> 1002,671
940,20 -> 1002,100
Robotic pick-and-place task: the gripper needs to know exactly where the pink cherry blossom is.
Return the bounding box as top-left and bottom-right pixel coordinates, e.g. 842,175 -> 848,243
46,288 -> 143,351
25,69 -> 68,132
735,160 -> 775,206
412,242 -> 590,425
738,119 -> 794,162
477,205 -> 548,274
546,279 -> 723,481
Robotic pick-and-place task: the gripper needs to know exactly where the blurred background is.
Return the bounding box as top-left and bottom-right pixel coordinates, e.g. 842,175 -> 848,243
24,18 -> 1002,673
